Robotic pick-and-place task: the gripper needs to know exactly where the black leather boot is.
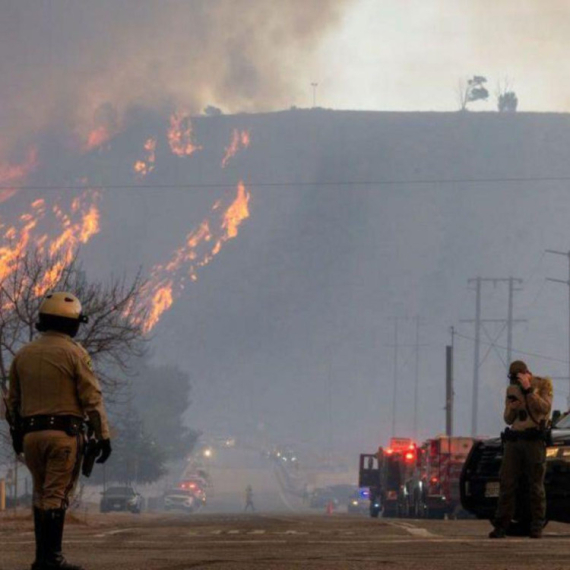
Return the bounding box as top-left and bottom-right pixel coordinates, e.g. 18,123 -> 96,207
43,509 -> 85,570
529,521 -> 544,539
488,526 -> 506,538
31,507 -> 45,570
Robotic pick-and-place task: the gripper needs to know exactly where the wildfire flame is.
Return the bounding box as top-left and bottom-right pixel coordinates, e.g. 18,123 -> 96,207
0,147 -> 38,204
140,181 -> 251,332
0,199 -> 46,282
2,112 -> 252,334
133,138 -> 157,179
34,192 -> 101,296
221,129 -> 251,168
85,126 -> 112,152
0,189 -> 101,300
167,112 -> 202,157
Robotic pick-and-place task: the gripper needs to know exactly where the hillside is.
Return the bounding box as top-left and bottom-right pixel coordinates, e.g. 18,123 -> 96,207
6,109 -> 570,452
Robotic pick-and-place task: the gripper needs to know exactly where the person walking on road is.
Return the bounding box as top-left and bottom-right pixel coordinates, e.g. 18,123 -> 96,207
244,484 -> 255,512
489,360 -> 552,539
5,292 -> 112,570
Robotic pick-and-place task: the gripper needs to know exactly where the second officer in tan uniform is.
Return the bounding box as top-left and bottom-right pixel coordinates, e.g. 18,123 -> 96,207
7,292 -> 111,570
489,360 -> 552,539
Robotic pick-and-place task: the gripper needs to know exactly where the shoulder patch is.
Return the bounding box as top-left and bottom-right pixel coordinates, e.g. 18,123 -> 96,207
72,341 -> 94,371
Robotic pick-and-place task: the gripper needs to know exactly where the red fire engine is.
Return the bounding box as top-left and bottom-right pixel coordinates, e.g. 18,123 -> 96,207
405,436 -> 474,519
359,438 -> 418,518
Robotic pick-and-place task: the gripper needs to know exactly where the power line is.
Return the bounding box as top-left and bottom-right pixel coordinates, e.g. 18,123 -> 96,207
453,331 -> 568,365
6,174 -> 570,191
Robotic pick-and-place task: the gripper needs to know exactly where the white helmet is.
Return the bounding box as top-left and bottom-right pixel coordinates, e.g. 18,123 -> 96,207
39,292 -> 87,321
37,292 -> 88,337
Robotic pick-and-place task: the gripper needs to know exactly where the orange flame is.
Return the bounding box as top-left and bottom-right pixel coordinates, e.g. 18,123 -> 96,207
221,129 -> 251,168
140,181 -> 251,332
85,126 -> 112,152
34,192 -> 101,296
0,199 -> 46,282
0,186 -> 101,300
143,280 -> 174,333
0,147 -> 38,204
167,112 -> 202,157
133,138 -> 157,179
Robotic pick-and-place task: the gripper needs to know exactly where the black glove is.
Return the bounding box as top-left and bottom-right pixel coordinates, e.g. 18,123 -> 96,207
96,439 -> 112,464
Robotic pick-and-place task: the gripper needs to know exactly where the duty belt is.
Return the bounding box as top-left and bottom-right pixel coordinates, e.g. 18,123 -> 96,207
22,415 -> 83,436
501,427 -> 547,442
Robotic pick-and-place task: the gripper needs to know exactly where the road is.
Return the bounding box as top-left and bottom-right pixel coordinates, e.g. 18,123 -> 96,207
3,512 -> 570,569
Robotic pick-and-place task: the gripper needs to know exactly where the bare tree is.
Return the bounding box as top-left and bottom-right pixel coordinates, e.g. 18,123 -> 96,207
0,249 -> 150,475
457,76 -> 490,111
0,250 -> 150,395
495,77 -> 518,112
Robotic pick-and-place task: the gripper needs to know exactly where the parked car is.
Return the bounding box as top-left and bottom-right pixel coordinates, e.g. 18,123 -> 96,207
100,486 -> 143,514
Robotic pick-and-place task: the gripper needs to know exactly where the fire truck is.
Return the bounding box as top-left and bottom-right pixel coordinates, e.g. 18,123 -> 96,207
404,436 -> 474,519
359,438 -> 418,518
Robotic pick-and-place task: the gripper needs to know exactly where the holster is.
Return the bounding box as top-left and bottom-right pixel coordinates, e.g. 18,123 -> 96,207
82,437 -> 100,478
10,425 -> 24,455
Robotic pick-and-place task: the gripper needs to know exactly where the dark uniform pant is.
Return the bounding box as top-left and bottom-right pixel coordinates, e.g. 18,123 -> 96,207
24,430 -> 82,510
494,439 -> 546,528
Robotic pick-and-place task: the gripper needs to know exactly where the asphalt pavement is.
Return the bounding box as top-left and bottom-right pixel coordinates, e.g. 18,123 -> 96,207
3,512 -> 570,569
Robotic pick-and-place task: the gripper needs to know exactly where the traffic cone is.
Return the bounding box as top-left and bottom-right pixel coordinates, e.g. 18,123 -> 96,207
326,500 -> 334,515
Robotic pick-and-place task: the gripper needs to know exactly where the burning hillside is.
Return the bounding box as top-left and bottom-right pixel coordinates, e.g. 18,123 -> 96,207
1,111 -> 252,332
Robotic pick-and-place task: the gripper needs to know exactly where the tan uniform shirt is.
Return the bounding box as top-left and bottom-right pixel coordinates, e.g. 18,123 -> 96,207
7,332 -> 110,439
504,375 -> 553,431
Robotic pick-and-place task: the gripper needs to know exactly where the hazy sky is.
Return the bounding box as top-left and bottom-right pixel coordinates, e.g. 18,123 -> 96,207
309,0 -> 569,112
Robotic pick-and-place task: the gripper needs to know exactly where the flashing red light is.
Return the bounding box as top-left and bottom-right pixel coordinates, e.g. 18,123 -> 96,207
189,483 -> 196,489
431,477 -> 438,483
385,448 -> 394,455
404,451 -> 415,461
408,443 -> 416,450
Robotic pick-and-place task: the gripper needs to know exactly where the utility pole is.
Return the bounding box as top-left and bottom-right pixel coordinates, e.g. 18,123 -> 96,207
412,316 -> 426,440
311,82 -> 318,108
463,277 -> 525,436
391,318 -> 399,438
445,327 -> 455,437
472,278 -> 481,437
546,249 -> 570,407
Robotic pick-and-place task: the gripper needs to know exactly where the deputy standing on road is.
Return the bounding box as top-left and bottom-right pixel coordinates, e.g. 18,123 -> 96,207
6,292 -> 112,570
489,360 -> 552,539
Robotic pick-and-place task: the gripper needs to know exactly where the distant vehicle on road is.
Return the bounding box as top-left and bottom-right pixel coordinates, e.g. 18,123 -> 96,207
164,486 -> 206,513
328,484 -> 358,503
100,486 -> 143,514
347,489 -> 369,514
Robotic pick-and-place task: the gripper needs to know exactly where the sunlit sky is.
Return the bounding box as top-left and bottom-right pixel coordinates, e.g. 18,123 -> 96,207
306,0 -> 568,112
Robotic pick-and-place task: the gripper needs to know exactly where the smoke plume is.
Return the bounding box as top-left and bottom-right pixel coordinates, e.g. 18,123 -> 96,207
0,0 -> 353,148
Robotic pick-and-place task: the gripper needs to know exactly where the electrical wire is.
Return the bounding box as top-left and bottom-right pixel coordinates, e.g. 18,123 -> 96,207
453,330 -> 568,365
5,175 -> 570,191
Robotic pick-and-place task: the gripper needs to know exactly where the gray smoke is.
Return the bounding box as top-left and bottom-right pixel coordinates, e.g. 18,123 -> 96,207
0,0 -> 354,148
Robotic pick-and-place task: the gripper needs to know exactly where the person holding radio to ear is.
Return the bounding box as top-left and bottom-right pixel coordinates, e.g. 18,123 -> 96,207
489,360 -> 553,539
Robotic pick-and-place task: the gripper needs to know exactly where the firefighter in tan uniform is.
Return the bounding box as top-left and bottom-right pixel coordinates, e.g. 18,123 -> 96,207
6,292 -> 112,570
489,360 -> 552,539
